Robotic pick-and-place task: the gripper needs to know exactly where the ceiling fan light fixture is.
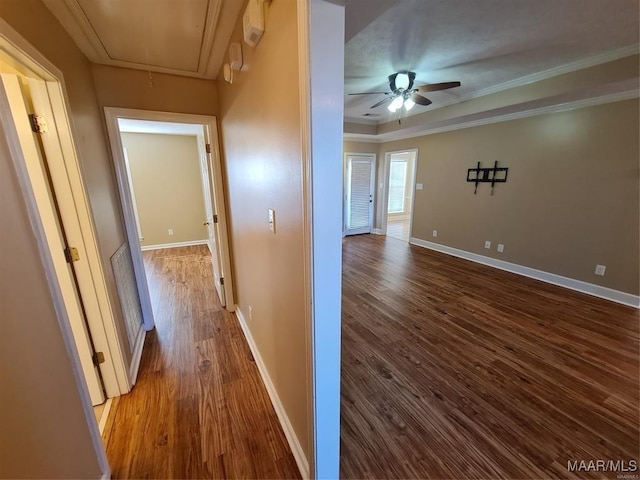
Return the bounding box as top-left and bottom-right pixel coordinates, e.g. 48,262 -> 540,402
404,97 -> 415,111
395,73 -> 410,90
388,95 -> 404,112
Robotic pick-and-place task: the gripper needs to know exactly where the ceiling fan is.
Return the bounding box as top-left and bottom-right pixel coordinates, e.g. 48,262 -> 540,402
349,71 -> 461,113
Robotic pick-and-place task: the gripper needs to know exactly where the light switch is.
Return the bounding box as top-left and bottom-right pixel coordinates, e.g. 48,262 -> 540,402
416,183 -> 424,190
268,209 -> 275,233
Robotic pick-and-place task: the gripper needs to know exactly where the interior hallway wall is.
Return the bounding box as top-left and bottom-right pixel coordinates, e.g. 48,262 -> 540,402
216,0 -> 310,464
0,122 -> 102,480
121,133 -> 207,247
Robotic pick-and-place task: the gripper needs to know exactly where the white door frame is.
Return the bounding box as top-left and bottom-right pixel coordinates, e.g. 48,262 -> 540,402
0,17 -> 113,478
0,20 -> 130,398
343,152 -> 376,235
103,108 -> 235,315
381,148 -> 419,238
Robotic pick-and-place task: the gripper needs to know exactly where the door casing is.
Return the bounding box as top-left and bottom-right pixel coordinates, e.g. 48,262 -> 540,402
104,108 -> 236,317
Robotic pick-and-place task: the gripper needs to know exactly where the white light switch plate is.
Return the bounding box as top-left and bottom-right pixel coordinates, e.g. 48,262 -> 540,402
416,183 -> 424,190
268,209 -> 275,233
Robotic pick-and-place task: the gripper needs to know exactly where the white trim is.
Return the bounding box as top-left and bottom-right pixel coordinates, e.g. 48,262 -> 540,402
0,61 -> 111,480
140,239 -> 208,251
344,43 -> 640,125
410,238 -> 640,309
128,329 -> 146,384
345,83 -> 639,144
104,108 -> 236,315
381,149 -> 418,237
97,398 -> 113,434
235,308 -> 310,479
372,228 -> 383,235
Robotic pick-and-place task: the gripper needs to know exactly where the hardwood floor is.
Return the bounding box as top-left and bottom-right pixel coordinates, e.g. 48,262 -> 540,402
103,245 -> 300,479
340,234 -> 639,479
386,217 -> 411,242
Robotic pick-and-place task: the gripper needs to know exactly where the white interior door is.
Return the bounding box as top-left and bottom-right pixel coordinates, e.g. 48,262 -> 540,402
198,130 -> 225,306
1,73 -> 105,405
344,155 -> 375,235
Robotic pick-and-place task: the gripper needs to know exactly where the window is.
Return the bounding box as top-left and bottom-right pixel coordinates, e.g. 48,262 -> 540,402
388,159 -> 407,214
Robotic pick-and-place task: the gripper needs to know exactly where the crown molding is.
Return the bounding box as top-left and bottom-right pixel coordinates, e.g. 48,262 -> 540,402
345,44 -> 640,126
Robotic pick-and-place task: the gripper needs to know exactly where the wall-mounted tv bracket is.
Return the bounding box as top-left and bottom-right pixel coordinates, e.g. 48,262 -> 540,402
466,160 -> 509,195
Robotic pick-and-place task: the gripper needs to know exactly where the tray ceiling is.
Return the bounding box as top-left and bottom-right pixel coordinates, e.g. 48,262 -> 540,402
43,0 -> 244,79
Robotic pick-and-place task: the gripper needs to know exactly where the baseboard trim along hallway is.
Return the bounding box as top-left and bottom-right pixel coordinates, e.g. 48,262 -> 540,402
410,237 -> 640,308
140,239 -> 208,251
235,308 -> 310,479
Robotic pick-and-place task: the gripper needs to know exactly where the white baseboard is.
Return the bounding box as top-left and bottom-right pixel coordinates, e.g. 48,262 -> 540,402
410,237 -> 640,309
235,308 -> 310,479
128,328 -> 146,385
97,397 -> 112,434
372,228 -> 383,235
140,239 -> 208,251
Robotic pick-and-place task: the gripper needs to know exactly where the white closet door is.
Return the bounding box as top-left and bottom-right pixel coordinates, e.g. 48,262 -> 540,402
345,156 -> 375,235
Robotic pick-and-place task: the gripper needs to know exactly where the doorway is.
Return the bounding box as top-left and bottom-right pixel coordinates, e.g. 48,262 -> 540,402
343,153 -> 376,236
104,109 -> 235,320
383,150 -> 417,242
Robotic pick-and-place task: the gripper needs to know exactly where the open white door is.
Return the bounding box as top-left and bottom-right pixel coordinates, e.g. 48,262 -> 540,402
0,73 -> 105,405
197,129 -> 225,306
344,155 -> 375,235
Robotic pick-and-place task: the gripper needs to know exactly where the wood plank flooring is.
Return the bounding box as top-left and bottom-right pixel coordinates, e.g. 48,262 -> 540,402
340,234 -> 639,479
103,246 -> 300,479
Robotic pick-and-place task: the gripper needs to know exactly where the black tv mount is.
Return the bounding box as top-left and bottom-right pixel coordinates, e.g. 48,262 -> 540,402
467,161 -> 508,195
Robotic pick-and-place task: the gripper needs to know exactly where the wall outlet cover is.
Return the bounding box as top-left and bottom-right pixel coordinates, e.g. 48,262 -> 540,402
484,241 -> 491,249
595,265 -> 606,276
168,229 -> 174,236
497,244 -> 504,253
432,230 -> 438,237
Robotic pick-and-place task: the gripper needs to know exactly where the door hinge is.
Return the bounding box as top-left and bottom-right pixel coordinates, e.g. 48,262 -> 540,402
64,246 -> 80,263
28,114 -> 48,134
220,277 -> 224,285
205,143 -> 211,154
213,214 -> 218,223
92,351 -> 105,366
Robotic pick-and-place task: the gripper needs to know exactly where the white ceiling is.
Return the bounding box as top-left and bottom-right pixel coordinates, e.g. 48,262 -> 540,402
43,0 -> 244,79
345,0 -> 640,124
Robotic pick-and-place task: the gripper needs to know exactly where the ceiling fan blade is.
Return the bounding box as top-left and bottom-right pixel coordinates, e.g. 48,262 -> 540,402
417,81 -> 461,93
370,97 -> 393,109
411,94 -> 432,106
348,92 -> 389,95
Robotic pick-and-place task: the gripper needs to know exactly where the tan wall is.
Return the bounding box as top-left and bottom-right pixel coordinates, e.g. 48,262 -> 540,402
122,133 -> 207,247
379,99 -> 640,295
0,125 -> 101,479
91,64 -> 219,116
0,0 -> 132,356
216,0 -> 310,461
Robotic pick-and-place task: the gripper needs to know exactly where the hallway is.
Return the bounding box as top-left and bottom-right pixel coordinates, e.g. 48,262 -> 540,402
102,246 -> 300,479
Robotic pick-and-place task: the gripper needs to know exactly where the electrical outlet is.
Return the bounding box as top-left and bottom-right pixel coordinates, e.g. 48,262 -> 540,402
249,305 -> 253,322
168,228 -> 174,236
595,265 -> 606,276
484,241 -> 491,249
497,244 -> 504,253
432,230 -> 438,238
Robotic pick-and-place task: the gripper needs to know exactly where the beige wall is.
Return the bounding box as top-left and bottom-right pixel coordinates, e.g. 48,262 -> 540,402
0,0 -> 133,359
0,124 -> 102,479
92,64 -> 219,116
377,99 -> 640,295
122,133 -> 207,247
216,0 -> 310,462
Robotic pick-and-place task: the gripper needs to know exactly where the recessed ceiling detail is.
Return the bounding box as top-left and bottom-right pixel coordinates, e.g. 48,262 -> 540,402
43,0 -> 244,79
